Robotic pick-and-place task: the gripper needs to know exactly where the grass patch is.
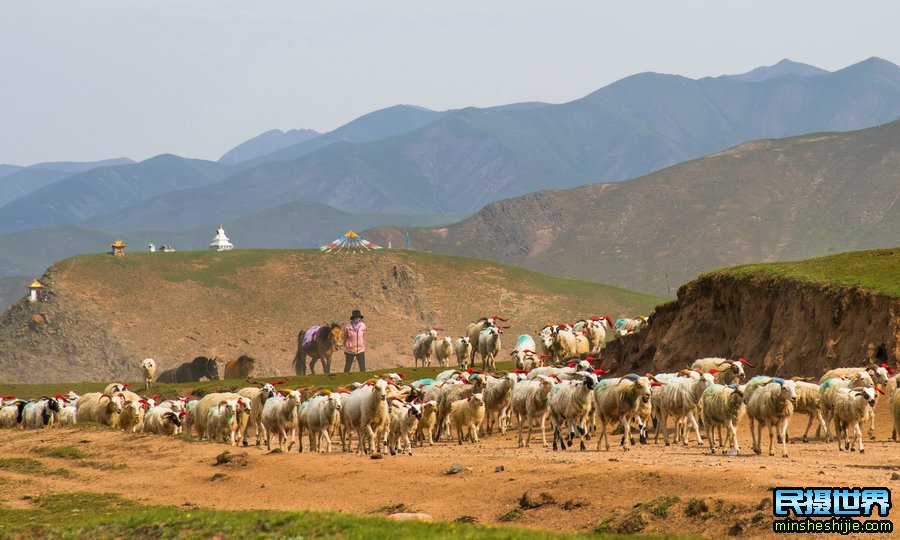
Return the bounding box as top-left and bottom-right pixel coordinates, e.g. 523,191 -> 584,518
32,446 -> 88,460
497,508 -> 522,522
80,460 -> 127,471
372,502 -> 416,515
711,247 -> 900,297
0,458 -> 71,478
0,492 -> 667,539
642,495 -> 680,518
593,515 -> 616,533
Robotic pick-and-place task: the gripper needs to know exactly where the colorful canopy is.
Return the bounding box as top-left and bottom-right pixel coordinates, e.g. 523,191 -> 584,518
320,231 -> 382,254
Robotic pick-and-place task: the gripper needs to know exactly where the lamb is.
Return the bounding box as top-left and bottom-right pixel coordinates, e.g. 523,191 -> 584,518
478,326 -> 502,371
140,358 -> 157,389
343,379 -> 390,455
548,372 -> 597,451
651,372 -> 715,446
22,397 -> 62,430
75,392 -> 125,428
691,357 -> 755,385
790,380 -> 825,443
237,383 -> 277,446
206,400 -> 241,445
435,375 -> 486,441
744,376 -> 797,457
261,389 -> 302,451
832,387 -> 876,453
413,329 -> 439,367
454,337 -> 473,370
819,371 -> 875,442
593,374 -> 654,452
387,400 -> 422,455
511,375 -> 555,447
510,334 -> 538,370
299,391 -> 343,453
700,384 -> 745,455
482,372 -> 517,435
450,393 -> 485,444
434,337 -> 454,368
414,400 -> 438,446
58,398 -> 78,427
142,406 -> 183,436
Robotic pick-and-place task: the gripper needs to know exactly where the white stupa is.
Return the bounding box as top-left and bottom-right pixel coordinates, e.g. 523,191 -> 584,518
209,224 -> 234,251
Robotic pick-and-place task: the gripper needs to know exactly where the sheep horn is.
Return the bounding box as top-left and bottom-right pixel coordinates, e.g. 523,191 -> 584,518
738,358 -> 756,368
491,315 -> 509,322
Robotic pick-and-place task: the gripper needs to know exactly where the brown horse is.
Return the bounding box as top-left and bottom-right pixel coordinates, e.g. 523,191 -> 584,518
293,323 -> 343,375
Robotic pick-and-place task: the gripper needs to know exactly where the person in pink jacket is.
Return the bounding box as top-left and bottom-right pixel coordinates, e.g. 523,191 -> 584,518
343,309 -> 367,372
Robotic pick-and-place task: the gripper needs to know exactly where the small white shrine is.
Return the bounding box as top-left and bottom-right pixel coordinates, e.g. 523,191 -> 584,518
209,224 -> 234,251
28,278 -> 44,303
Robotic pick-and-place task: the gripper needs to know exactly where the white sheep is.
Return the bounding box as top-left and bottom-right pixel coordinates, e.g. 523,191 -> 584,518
434,337 -> 453,368
832,387 -> 876,453
819,371 -> 874,442
891,384 -> 900,442
510,375 -> 555,447
790,380 -> 825,443
237,383 -> 277,446
387,400 -> 422,455
300,391 -> 343,453
186,392 -> 241,440
450,393 -> 485,444
549,325 -> 577,364
614,316 -> 648,335
510,334 -> 538,370
414,400 -> 438,446
435,375 -> 486,441
651,372 -> 715,446
261,389 -> 302,452
691,357 -> 755,385
118,397 -> 147,433
343,379 -> 389,455
413,329 -> 439,367
75,392 -> 125,428
23,397 -> 62,429
142,406 -> 183,436
744,376 -> 797,457
821,364 -> 892,439
548,372 -> 597,451
140,358 -> 157,389
454,337 -> 473,370
58,398 -> 78,427
478,326 -> 502,372
700,384 -> 745,455
483,372 -> 517,435
593,374 -> 653,452
206,399 -> 241,445
0,400 -> 27,428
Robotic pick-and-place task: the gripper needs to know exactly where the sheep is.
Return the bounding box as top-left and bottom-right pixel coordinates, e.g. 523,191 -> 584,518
482,372 -> 517,435
821,363 -> 892,439
299,391 -> 343,453
691,357 -> 755,385
433,337 -> 453,368
75,392 -> 125,428
744,376 -> 797,457
819,371 -> 875,442
0,400 -> 27,428
142,406 -> 183,436
790,380 -> 826,443
23,397 -> 62,430
412,329 -> 439,367
188,392 -> 244,440
261,389 -> 302,451
832,387 -> 876,453
343,379 -> 390,455
548,325 -> 578,364
414,400 -> 438,446
454,337 -> 473,370
450,393 -> 485,444
58,398 -> 78,427
435,375 -> 486,441
478,326 -> 502,371
224,354 -> 256,379
237,383 -> 277,446
140,358 -> 157,389
102,383 -> 130,396
466,316 -> 507,366
548,372 -> 597,451
614,316 -> 648,335
700,384 -> 745,455
207,400 -> 241,445
510,375 -> 555,447
510,334 -> 538,370
651,372 -> 715,446
574,318 -> 610,355
118,397 -> 147,433
891,385 -> 900,442
593,374 -> 654,452
387,400 -> 422,455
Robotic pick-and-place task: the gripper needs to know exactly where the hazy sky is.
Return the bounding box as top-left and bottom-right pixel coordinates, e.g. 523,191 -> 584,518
1,0 -> 897,165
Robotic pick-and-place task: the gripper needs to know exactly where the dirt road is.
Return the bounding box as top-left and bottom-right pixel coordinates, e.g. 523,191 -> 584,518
0,400 -> 897,538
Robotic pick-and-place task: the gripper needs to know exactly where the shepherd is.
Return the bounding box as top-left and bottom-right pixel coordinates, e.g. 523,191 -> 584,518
343,309 -> 367,373
293,323 -> 343,375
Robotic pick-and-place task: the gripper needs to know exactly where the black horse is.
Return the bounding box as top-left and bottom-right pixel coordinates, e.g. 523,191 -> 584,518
156,356 -> 220,383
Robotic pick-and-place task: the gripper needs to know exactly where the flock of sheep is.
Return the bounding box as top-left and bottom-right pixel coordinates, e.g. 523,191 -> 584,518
1,316 -> 898,461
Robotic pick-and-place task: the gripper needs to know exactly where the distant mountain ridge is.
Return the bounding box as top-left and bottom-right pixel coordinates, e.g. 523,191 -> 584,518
218,128 -> 320,165
724,58 -> 830,82
365,120 -> 900,296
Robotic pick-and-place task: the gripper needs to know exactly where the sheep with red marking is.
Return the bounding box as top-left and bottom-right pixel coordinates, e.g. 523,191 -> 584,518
413,329 -> 440,367
454,337 -> 473,370
388,400 -> 422,455
510,334 -> 538,370
833,387 -> 876,453
23,397 -> 62,430
435,374 -> 486,441
75,392 -> 125,428
744,376 -> 797,457
691,357 -> 755,385
651,371 -> 715,446
261,389 -> 302,451
821,363 -> 893,439
450,393 -> 485,444
819,371 -> 875,442
299,390 -> 343,453
482,372 -> 517,435
207,399 -> 242,446
478,326 -> 502,372
142,406 -> 183,436
434,337 -> 454,368
510,375 -> 555,447
593,374 -> 654,452
343,379 -> 389,455
700,384 -> 745,455
238,382 -> 279,446
548,372 -> 597,451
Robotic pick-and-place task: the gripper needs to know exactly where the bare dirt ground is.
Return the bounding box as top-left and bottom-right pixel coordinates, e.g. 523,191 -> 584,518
0,399 -> 897,538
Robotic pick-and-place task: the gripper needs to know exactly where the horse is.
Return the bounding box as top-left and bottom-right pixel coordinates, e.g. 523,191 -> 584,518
224,354 -> 256,380
293,323 -> 343,375
156,356 -> 220,383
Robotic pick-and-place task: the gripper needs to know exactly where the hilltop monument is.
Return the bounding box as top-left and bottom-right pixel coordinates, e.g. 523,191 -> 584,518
28,278 -> 44,302
320,231 -> 382,254
209,224 -> 234,251
110,239 -> 127,257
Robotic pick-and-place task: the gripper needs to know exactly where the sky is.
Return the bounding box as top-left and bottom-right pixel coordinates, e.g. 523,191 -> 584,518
1,0 -> 898,165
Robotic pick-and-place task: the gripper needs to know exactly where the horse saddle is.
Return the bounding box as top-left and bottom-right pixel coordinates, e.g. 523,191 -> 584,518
303,326 -> 322,350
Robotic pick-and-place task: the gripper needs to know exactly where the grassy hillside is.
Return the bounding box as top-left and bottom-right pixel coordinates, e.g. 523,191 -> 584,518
711,248 -> 900,297
367,120 -> 900,296
0,249 -> 661,383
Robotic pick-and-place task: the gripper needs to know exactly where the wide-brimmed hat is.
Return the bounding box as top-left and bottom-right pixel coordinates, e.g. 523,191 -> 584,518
351,309 -> 364,319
